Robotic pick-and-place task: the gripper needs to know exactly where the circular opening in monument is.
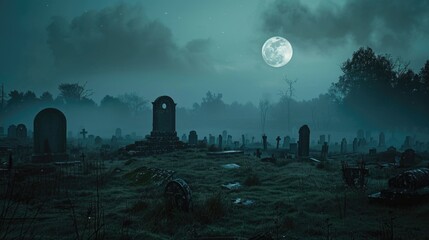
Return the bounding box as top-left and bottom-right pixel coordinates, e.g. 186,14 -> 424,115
161,103 -> 167,109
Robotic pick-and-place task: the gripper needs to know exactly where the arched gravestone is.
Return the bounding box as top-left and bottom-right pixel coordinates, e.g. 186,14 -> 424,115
151,96 -> 177,137
298,125 -> 310,157
129,95 -> 183,155
16,124 -> 27,140
188,130 -> 198,146
32,108 -> 68,162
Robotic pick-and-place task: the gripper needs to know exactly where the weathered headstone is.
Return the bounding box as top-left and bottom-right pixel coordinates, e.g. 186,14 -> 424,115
365,130 -> 371,141
352,138 -> 358,153
318,135 -> 326,145
33,108 -> 68,162
125,134 -> 131,141
16,124 -> 27,140
262,134 -> 267,151
298,125 -> 310,157
227,135 -> 233,146
209,134 -> 215,145
111,135 -> 118,145
289,143 -> 297,154
181,134 -> 187,142
7,124 -> 16,138
188,130 -> 198,146
357,129 -> 364,140
94,136 -> 103,145
255,148 -> 261,158
88,135 -> 95,144
378,132 -> 385,147
340,138 -> 347,154
218,134 -> 223,150
402,136 -> 412,149
283,136 -> 290,149
115,128 -> 122,138
321,142 -> 329,160
222,130 -> 227,145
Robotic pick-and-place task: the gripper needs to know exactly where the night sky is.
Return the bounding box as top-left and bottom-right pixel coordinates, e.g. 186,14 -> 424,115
1,0 -> 429,107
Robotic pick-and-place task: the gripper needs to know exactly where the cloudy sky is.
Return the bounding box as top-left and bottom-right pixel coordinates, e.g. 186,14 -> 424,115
1,0 -> 429,107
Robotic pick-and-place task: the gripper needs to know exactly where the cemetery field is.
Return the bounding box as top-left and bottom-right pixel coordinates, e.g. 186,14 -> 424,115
2,150 -> 429,239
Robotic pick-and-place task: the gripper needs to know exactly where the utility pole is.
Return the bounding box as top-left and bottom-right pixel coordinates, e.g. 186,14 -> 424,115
1,83 -> 4,112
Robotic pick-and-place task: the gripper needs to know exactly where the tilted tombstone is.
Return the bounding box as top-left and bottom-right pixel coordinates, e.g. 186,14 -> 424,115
298,125 -> 310,157
33,108 -> 68,162
283,136 -> 290,149
188,130 -> 198,146
16,124 -> 27,140
7,124 -> 16,138
340,138 -> 347,154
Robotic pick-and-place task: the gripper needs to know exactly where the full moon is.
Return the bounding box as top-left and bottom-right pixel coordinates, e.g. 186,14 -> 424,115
262,36 -> 293,67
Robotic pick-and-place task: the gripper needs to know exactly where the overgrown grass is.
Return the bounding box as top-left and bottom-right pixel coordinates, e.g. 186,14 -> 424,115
2,150 -> 429,239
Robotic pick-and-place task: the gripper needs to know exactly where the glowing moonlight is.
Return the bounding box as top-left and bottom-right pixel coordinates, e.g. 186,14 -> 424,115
262,36 -> 293,67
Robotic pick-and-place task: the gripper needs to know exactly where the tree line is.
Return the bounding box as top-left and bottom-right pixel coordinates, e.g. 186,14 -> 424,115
1,47 -> 428,135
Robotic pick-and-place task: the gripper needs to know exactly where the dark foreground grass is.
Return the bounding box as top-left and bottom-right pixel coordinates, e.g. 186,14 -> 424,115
1,150 -> 429,239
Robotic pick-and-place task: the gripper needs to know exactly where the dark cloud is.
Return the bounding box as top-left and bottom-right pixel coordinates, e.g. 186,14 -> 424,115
262,0 -> 429,50
47,4 -> 212,75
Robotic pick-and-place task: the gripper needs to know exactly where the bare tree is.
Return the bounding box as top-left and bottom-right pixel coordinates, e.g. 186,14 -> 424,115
58,82 -> 93,104
259,98 -> 270,134
118,93 -> 148,116
279,75 -> 297,132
